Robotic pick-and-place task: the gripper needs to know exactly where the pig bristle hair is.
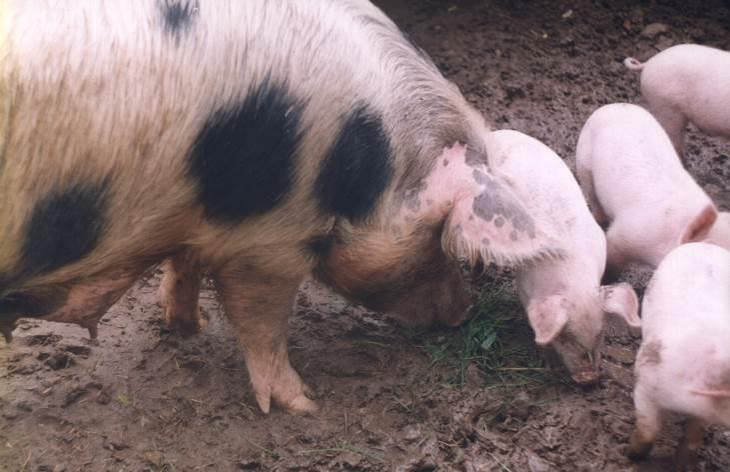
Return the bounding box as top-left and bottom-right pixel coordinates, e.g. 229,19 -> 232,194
442,231 -> 564,271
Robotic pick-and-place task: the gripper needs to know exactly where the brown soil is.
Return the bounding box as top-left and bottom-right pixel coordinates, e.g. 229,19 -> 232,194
2,1 -> 729,471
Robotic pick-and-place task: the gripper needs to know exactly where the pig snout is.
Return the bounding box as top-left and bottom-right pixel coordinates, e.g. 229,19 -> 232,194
565,350 -> 601,386
546,343 -> 601,386
571,367 -> 600,385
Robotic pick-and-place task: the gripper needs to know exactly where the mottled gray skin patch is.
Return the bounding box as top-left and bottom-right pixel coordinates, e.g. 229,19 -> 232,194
442,158 -> 450,166
471,169 -> 537,239
472,168 -> 493,186
639,339 -> 663,366
481,238 -> 490,246
494,216 -> 505,228
510,230 -> 518,241
465,147 -> 487,167
403,181 -> 427,212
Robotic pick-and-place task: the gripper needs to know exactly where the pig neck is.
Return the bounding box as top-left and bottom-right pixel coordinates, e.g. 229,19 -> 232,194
316,142 -> 482,296
518,253 -> 601,309
381,141 -> 486,235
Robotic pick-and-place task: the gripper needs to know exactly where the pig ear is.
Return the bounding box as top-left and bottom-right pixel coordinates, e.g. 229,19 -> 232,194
441,169 -> 562,268
526,296 -> 569,346
680,204 -> 717,244
600,282 -> 640,329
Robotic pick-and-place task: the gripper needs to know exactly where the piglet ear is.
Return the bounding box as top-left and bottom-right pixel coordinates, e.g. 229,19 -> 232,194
600,282 -> 640,329
526,296 -> 569,346
680,204 -> 717,244
441,168 -> 561,268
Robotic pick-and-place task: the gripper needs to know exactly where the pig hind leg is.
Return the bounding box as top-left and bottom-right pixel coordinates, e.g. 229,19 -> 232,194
627,385 -> 663,460
649,103 -> 688,163
674,417 -> 704,471
575,162 -> 608,227
214,264 -> 316,414
159,251 -> 203,336
604,221 -> 632,280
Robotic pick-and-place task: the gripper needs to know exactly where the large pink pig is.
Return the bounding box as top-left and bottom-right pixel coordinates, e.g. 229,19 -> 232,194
0,0 -> 559,413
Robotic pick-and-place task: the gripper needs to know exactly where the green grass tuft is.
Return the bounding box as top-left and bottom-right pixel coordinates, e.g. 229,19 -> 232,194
419,280 -> 568,390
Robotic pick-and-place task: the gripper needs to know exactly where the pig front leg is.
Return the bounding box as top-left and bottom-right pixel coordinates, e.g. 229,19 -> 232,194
214,266 -> 316,414
159,251 -> 203,336
627,384 -> 663,461
675,417 -> 705,471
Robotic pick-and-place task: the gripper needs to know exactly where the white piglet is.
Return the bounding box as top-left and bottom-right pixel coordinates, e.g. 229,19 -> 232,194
624,44 -> 730,157
628,242 -> 730,470
576,103 -> 717,275
486,130 -> 640,384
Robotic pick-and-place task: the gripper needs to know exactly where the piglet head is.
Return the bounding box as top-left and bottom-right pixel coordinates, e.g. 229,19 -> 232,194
527,283 -> 640,385
316,142 -> 562,327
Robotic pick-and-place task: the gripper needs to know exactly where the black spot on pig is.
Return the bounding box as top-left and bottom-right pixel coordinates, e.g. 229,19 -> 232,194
159,0 -> 198,36
190,78 -> 304,223
21,183 -> 107,276
465,147 -> 487,167
315,105 -> 393,222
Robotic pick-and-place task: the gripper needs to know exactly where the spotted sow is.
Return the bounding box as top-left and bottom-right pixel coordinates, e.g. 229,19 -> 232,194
0,0 -> 559,413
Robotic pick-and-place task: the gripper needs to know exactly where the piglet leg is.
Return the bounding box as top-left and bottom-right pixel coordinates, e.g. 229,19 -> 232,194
214,266 -> 316,414
159,251 -> 203,336
627,385 -> 663,460
674,417 -> 704,471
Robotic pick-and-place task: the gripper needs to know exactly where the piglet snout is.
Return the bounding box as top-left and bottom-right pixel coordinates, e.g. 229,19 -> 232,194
571,369 -> 600,385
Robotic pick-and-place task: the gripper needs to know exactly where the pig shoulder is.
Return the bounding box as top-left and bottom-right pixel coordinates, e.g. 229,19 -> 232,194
486,130 -> 600,244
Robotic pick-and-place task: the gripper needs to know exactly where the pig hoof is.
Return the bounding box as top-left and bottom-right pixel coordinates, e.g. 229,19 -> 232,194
282,394 -> 319,414
164,309 -> 203,337
626,441 -> 653,461
254,381 -> 318,415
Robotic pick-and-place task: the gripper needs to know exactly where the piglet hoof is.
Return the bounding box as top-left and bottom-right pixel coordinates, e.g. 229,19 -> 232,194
626,431 -> 653,461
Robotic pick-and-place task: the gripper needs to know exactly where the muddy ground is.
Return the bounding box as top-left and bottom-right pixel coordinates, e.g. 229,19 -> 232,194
2,0 -> 730,470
